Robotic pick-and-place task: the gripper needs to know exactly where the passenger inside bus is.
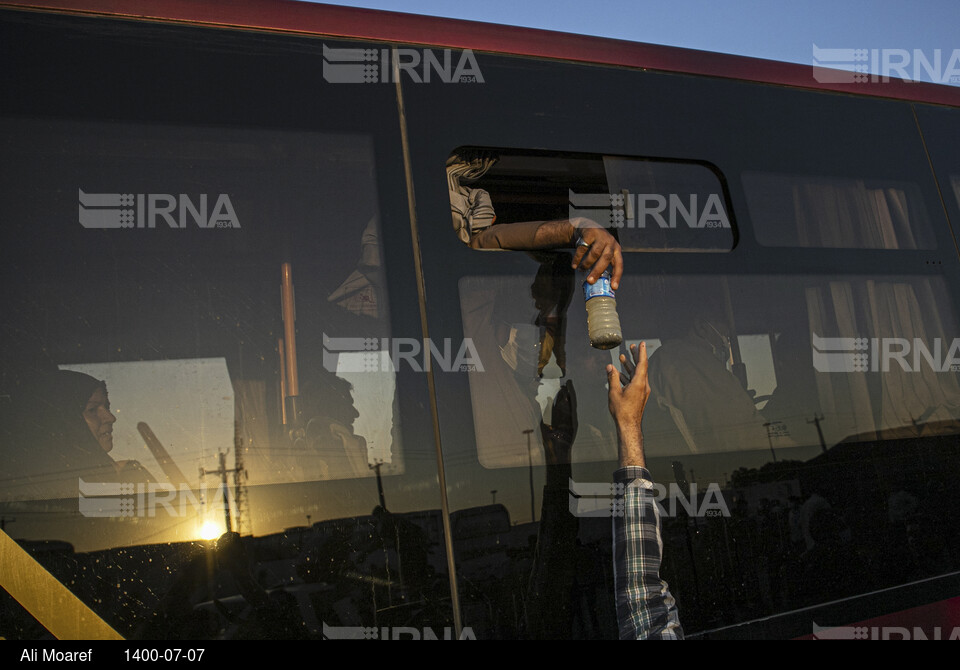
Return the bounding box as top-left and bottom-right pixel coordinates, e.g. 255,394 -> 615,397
645,316 -> 771,454
447,149 -> 624,290
293,371 -> 370,481
2,370 -> 155,502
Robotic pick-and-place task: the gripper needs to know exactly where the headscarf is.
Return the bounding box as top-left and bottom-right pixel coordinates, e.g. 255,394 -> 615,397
1,370 -> 119,501
447,150 -> 498,244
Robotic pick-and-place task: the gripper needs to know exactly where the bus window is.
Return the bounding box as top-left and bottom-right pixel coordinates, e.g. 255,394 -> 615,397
611,273 -> 960,461
0,107 -> 452,639
0,7 -> 461,639
602,156 -> 734,252
454,265 -> 960,625
446,148 -> 735,253
438,132 -> 960,634
743,171 -> 936,249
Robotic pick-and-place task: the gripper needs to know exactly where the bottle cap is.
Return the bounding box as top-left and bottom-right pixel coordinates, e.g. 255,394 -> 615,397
583,271 -> 615,301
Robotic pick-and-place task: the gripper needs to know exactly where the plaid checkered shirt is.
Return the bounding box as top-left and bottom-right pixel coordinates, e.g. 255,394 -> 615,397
613,466 -> 684,640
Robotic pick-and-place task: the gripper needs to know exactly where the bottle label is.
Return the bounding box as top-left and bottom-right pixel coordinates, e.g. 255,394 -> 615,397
583,273 -> 615,301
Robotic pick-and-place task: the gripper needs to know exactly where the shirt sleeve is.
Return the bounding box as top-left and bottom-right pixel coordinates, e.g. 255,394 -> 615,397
468,220 -> 567,251
612,466 -> 684,640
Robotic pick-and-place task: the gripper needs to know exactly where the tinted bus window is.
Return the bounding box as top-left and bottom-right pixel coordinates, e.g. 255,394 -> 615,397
447,148 -> 734,252
743,171 -> 936,249
604,157 -> 733,251
405,47 -> 960,638
0,11 -> 454,640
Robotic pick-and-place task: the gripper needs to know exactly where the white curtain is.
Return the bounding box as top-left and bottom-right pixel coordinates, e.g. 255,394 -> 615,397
807,279 -> 960,444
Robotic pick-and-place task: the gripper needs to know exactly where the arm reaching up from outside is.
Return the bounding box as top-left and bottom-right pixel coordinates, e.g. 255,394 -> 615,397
606,342 -> 684,640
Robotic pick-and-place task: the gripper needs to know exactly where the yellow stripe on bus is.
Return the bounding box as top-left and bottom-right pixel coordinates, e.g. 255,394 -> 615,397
0,529 -> 123,640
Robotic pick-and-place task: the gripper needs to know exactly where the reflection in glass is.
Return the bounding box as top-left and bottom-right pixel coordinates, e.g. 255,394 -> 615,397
448,263 -> 960,636
0,109 -> 453,638
459,274 -> 619,470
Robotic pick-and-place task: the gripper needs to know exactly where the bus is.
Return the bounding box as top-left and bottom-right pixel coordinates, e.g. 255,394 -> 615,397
2,0 -> 960,641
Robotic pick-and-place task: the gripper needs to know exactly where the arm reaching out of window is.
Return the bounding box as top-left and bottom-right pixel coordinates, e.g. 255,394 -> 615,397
470,217 -> 623,290
447,151 -> 623,290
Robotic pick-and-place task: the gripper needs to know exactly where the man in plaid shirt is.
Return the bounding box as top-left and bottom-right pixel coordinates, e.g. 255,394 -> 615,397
606,342 -> 684,640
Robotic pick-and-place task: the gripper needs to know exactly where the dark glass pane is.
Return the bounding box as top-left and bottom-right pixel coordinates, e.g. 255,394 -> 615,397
0,12 -> 453,640
604,157 -> 734,251
406,49 -> 960,638
744,171 -> 936,249
446,148 -> 734,252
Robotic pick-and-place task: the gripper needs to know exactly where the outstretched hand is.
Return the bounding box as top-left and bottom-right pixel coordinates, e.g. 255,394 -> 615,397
606,342 -> 650,468
570,219 -> 623,291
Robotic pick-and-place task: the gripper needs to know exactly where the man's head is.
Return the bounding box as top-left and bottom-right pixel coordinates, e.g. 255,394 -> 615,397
691,318 -> 732,365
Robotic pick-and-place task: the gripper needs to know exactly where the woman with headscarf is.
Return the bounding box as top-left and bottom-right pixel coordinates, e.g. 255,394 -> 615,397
2,370 -> 154,502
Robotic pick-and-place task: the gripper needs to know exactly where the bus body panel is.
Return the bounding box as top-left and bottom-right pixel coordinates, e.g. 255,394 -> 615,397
1,2 -> 959,640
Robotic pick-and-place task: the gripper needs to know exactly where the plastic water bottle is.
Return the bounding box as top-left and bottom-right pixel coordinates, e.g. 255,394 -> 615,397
584,269 -> 623,350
